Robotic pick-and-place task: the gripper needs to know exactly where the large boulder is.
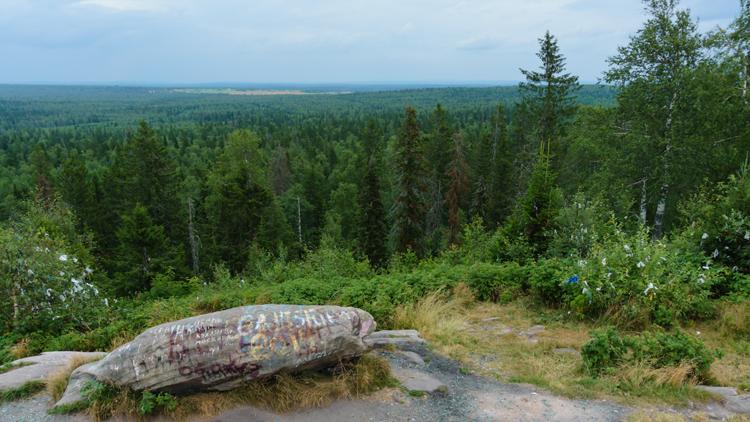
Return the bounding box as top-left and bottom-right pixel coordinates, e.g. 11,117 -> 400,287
55,304 -> 375,407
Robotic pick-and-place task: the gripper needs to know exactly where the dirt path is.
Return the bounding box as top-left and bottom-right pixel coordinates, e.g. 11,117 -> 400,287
208,344 -> 629,422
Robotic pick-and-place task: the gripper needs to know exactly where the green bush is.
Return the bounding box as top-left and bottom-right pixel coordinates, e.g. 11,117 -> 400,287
465,262 -> 528,302
582,328 -> 720,381
632,331 -> 720,381
138,390 -> 178,415
528,258 -> 576,306
582,327 -> 629,375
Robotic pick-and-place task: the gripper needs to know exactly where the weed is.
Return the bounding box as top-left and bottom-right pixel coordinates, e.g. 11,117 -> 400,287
0,380 -> 45,402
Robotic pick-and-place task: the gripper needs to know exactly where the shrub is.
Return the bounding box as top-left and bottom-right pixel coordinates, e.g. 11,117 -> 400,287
528,258 -> 576,306
567,228 -> 717,328
465,262 -> 528,303
582,328 -> 720,382
582,327 -> 629,375
138,390 -> 178,415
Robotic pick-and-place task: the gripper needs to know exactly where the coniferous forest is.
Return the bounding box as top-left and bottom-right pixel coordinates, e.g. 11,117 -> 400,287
2,0 -> 750,410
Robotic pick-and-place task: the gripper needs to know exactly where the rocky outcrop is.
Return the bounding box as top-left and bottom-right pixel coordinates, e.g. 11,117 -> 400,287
0,351 -> 106,391
55,304 -> 375,408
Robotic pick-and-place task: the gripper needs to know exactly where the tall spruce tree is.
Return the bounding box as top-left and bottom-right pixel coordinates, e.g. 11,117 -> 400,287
205,130 -> 274,272
519,31 -> 580,152
392,107 -> 426,255
357,156 -> 388,267
113,204 -> 181,295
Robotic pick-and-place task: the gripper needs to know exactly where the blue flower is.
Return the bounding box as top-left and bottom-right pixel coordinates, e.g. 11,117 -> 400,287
566,275 -> 579,284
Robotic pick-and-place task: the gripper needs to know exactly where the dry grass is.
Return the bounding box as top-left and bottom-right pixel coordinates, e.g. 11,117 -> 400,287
392,285 -> 472,346
46,354 -> 104,402
81,354 -> 393,421
718,301 -> 750,337
9,338 -> 30,359
626,411 -> 688,422
173,354 -> 393,419
613,361 -> 696,389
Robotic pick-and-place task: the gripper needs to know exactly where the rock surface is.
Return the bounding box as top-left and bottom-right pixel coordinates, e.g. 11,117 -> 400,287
0,351 -> 106,391
392,367 -> 447,394
363,329 -> 426,348
697,386 -> 750,414
55,304 -> 375,408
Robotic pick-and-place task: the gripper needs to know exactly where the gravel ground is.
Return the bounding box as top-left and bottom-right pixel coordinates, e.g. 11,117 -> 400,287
209,344 -> 631,422
4,344 -> 747,421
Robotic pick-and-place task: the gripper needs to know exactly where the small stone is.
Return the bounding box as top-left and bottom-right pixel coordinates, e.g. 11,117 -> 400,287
553,348 -> 581,358
397,351 -> 425,366
391,367 -> 447,394
364,330 -> 426,349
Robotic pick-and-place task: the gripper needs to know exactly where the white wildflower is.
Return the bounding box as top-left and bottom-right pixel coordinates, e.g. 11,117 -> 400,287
637,261 -> 645,268
702,233 -> 709,240
601,257 -> 607,266
712,249 -> 720,258
643,282 -> 657,295
696,331 -> 701,335
26,268 -> 34,276
58,254 -> 68,262
84,266 -> 94,274
103,298 -> 109,307
698,276 -> 706,284
702,264 -> 710,270
72,257 -> 78,263
59,271 -> 65,276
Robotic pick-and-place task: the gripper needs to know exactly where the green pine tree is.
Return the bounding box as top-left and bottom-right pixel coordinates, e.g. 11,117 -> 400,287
391,107 -> 426,255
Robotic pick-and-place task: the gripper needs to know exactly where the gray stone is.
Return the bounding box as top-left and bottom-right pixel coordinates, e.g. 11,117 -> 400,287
391,367 -> 447,394
364,330 -> 425,349
520,325 -> 545,337
697,385 -> 750,414
0,351 -> 105,391
396,351 -> 425,366
553,348 -> 581,358
54,305 -> 375,408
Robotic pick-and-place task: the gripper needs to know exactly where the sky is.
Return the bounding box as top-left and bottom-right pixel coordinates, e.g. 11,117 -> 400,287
0,0 -> 742,85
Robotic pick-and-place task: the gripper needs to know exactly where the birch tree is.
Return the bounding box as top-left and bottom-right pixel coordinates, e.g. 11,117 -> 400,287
604,0 -> 702,238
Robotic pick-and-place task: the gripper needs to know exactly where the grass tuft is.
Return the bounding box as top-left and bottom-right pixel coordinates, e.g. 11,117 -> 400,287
0,380 -> 46,402
47,353 -> 104,402
0,361 -> 33,375
392,287 -> 470,346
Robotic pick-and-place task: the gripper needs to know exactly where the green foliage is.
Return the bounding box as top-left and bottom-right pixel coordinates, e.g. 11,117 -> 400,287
138,390 -> 178,415
0,198 -> 105,335
581,327 -> 629,375
582,328 -> 720,382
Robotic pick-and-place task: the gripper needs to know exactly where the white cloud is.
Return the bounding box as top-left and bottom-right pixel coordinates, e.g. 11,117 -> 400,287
72,0 -> 168,12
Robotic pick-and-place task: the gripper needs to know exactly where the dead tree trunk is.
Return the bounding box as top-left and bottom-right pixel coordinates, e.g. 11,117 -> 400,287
187,198 -> 200,274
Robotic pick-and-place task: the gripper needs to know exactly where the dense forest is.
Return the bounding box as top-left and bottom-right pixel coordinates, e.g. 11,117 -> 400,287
1,0 -> 750,406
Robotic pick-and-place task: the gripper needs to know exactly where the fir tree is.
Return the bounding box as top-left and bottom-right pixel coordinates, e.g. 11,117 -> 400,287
519,31 -> 580,152
113,204 -> 180,295
357,156 -> 388,267
392,107 -> 426,255
509,145 -> 562,254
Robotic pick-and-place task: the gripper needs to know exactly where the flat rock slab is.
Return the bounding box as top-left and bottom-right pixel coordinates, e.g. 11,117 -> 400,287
0,351 -> 105,391
396,350 -> 425,366
392,367 -> 447,394
697,386 -> 750,414
364,330 -> 426,349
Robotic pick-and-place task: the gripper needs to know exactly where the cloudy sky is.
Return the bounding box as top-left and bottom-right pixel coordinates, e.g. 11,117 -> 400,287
0,0 -> 741,84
